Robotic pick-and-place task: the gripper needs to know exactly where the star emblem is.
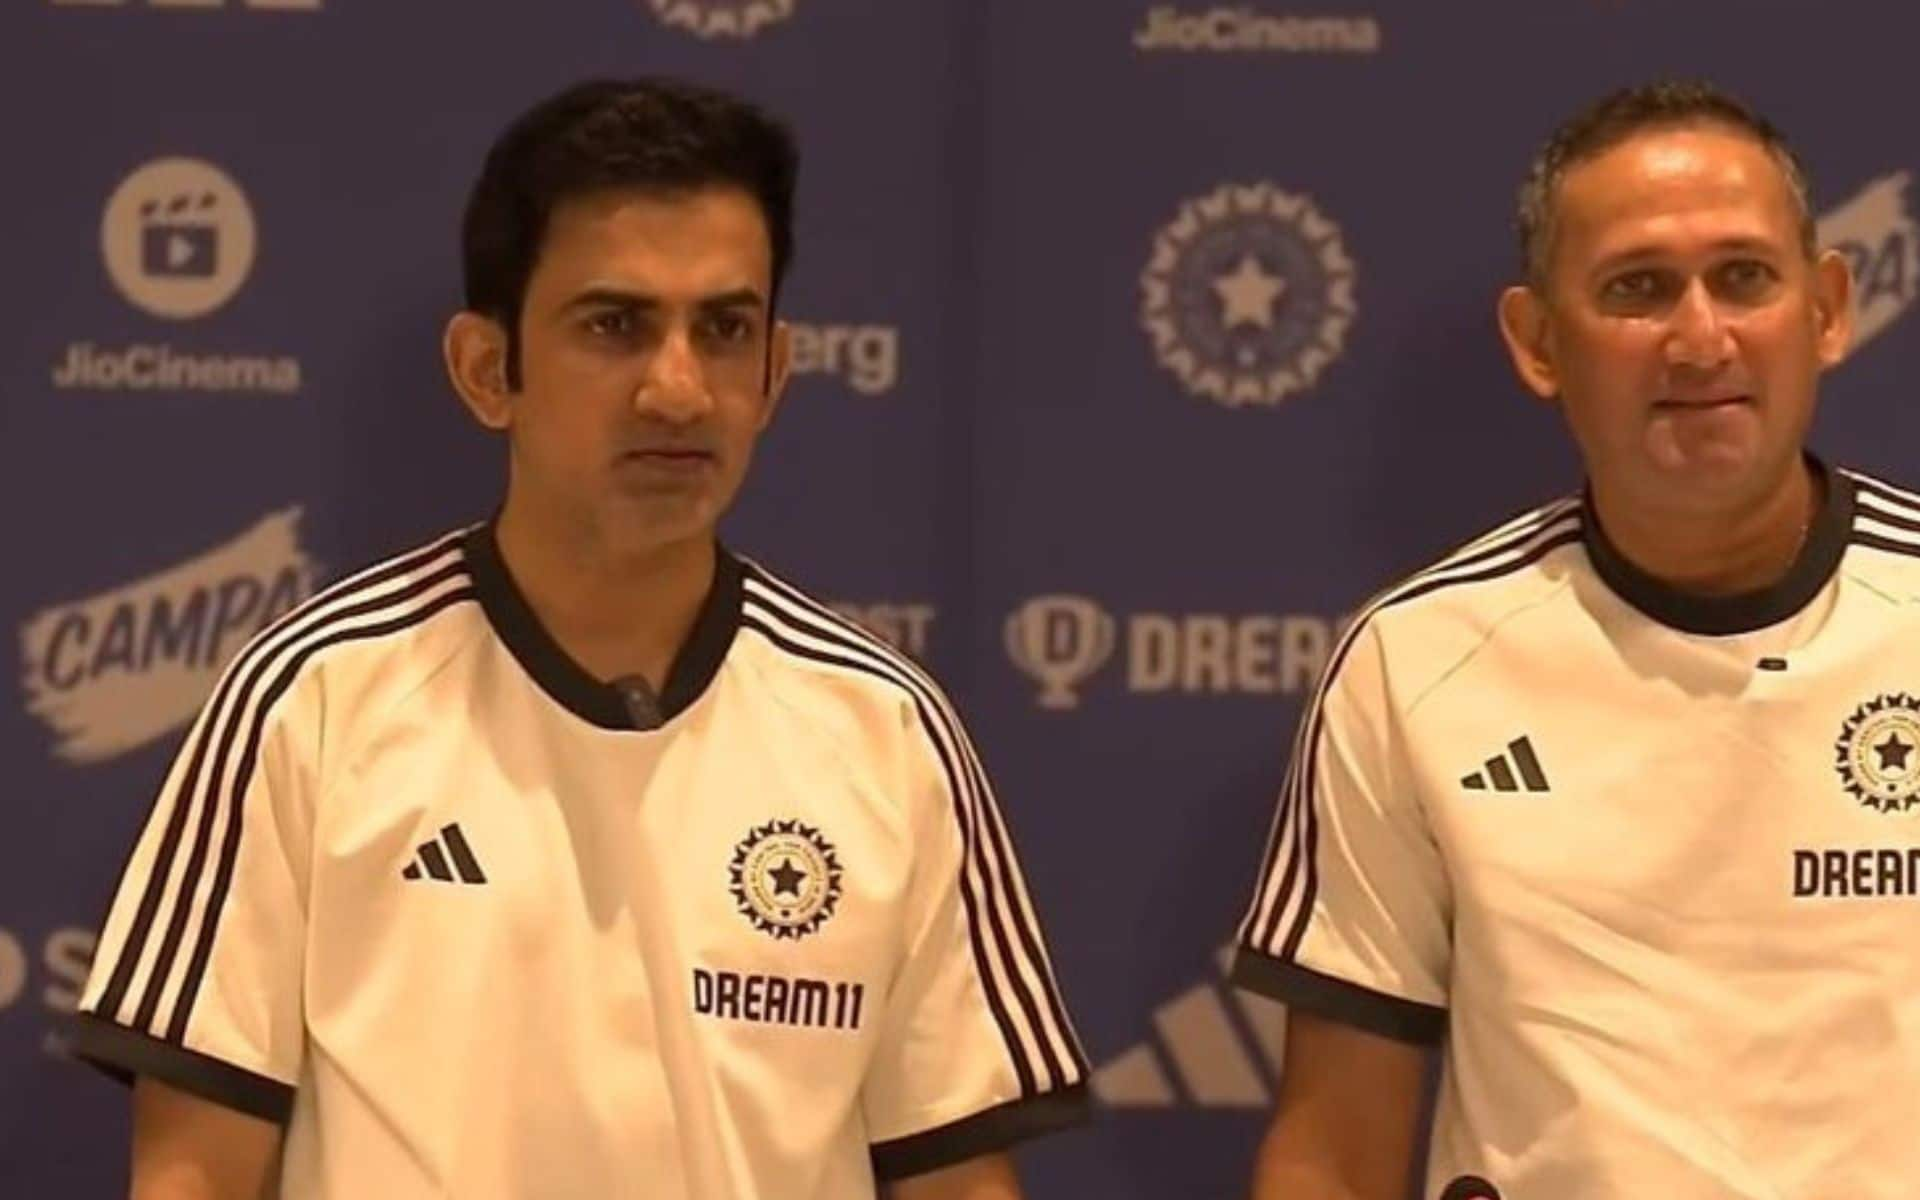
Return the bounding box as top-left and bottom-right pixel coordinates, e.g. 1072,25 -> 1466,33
728,818 -> 842,939
768,856 -> 806,897
1875,732 -> 1913,773
1212,254 -> 1286,330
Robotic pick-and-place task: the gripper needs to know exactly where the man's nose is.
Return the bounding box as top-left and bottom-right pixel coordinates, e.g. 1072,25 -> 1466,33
636,328 -> 713,422
1664,277 -> 1735,371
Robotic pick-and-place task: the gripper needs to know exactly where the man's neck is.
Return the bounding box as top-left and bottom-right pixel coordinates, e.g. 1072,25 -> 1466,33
493,500 -> 715,692
1591,460 -> 1820,598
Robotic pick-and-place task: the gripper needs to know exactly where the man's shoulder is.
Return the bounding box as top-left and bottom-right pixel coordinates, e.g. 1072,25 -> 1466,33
230,524 -> 486,721
731,554 -> 966,733
1352,494 -> 1585,646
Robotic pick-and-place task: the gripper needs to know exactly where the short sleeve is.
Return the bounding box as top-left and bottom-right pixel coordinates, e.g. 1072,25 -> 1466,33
72,659 -> 314,1123
1231,618 -> 1452,1044
862,698 -> 1090,1181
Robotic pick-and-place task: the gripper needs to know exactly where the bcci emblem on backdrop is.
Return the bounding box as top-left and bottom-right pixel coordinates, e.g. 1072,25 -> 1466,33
1142,182 -> 1356,407
1005,596 -> 1116,710
646,0 -> 793,37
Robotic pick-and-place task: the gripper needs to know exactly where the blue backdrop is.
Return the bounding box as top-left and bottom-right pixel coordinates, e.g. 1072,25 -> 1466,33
7,2 -> 1920,1195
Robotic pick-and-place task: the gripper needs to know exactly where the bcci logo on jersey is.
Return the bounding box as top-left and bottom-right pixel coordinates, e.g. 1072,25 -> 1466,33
1817,171 -> 1920,357
1834,694 -> 1920,813
1005,596 -> 1117,709
19,508 -> 319,765
646,0 -> 793,37
1141,182 -> 1356,407
729,819 -> 844,940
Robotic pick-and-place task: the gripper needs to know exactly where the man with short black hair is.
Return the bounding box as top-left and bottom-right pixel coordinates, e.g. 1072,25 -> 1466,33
74,78 -> 1087,1200
1235,80 -> 1919,1197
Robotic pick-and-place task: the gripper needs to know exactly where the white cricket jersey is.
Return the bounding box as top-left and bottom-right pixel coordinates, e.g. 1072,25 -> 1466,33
75,524 -> 1087,1199
1234,461 -> 1920,1199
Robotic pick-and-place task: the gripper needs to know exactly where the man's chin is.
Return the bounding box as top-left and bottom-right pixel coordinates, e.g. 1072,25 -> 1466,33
1630,452 -> 1801,515
598,492 -> 720,549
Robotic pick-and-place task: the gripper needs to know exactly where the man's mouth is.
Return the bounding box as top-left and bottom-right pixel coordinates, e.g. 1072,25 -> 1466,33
1653,393 -> 1753,411
619,447 -> 715,470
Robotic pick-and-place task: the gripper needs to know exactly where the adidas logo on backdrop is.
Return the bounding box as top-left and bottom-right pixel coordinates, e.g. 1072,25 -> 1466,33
1093,947 -> 1286,1108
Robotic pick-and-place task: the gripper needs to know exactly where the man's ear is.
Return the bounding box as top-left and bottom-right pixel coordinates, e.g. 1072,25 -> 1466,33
1812,247 -> 1855,369
1497,285 -> 1560,402
444,311 -> 514,431
757,318 -> 794,432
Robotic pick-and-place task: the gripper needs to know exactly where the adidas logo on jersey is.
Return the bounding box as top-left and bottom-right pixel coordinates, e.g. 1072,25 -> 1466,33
1092,947 -> 1286,1107
1460,736 -> 1551,793
400,824 -> 487,885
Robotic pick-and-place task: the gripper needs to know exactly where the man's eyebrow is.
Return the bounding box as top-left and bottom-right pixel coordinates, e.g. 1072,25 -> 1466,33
699,288 -> 767,311
559,287 -> 660,314
1591,236 -> 1787,275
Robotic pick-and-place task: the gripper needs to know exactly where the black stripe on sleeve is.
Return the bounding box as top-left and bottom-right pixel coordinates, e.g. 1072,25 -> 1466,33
96,537 -> 468,1029
139,566 -> 472,1039
1851,531 -> 1920,560
1230,948 -> 1445,1045
869,1084 -> 1091,1181
1260,524 -> 1584,958
741,571 -> 1088,1084
68,1011 -> 295,1124
1239,512 -> 1579,960
167,586 -> 477,1043
738,611 -> 1040,1097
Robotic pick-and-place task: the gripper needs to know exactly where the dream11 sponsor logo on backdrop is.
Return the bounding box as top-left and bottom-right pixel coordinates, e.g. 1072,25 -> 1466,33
1133,6 -> 1381,53
1818,171 -> 1920,356
1142,183 -> 1357,408
19,508 -> 320,765
786,320 -> 901,396
643,0 -> 793,38
52,157 -> 302,396
1005,594 -> 1344,708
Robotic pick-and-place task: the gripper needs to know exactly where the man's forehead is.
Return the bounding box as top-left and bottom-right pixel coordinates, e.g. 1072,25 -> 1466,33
1557,126 -> 1799,249
532,185 -> 772,292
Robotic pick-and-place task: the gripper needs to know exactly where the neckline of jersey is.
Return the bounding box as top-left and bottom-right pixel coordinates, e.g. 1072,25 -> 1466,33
461,522 -> 744,731
1580,455 -> 1854,637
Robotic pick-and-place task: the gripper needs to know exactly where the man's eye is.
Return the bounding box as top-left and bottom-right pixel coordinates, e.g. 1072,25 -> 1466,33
703,312 -> 752,343
586,310 -> 636,338
1601,271 -> 1665,304
1716,259 -> 1779,296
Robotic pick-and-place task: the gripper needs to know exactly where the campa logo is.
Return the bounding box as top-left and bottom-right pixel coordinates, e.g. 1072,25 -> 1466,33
19,508 -> 320,765
1093,947 -> 1288,1108
1818,171 -> 1919,357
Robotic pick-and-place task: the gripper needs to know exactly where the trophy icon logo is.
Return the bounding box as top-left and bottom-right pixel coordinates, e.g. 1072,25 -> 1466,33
1005,595 -> 1116,710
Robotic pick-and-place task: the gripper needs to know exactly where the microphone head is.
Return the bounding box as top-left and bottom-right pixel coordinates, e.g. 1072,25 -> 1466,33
1438,1176 -> 1503,1200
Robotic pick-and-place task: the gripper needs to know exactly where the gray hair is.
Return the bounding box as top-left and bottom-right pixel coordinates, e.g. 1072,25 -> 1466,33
1516,80 -> 1816,289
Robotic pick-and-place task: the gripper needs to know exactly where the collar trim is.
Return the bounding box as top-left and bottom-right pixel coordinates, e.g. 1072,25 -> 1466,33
462,525 -> 741,730
1583,458 -> 1852,637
